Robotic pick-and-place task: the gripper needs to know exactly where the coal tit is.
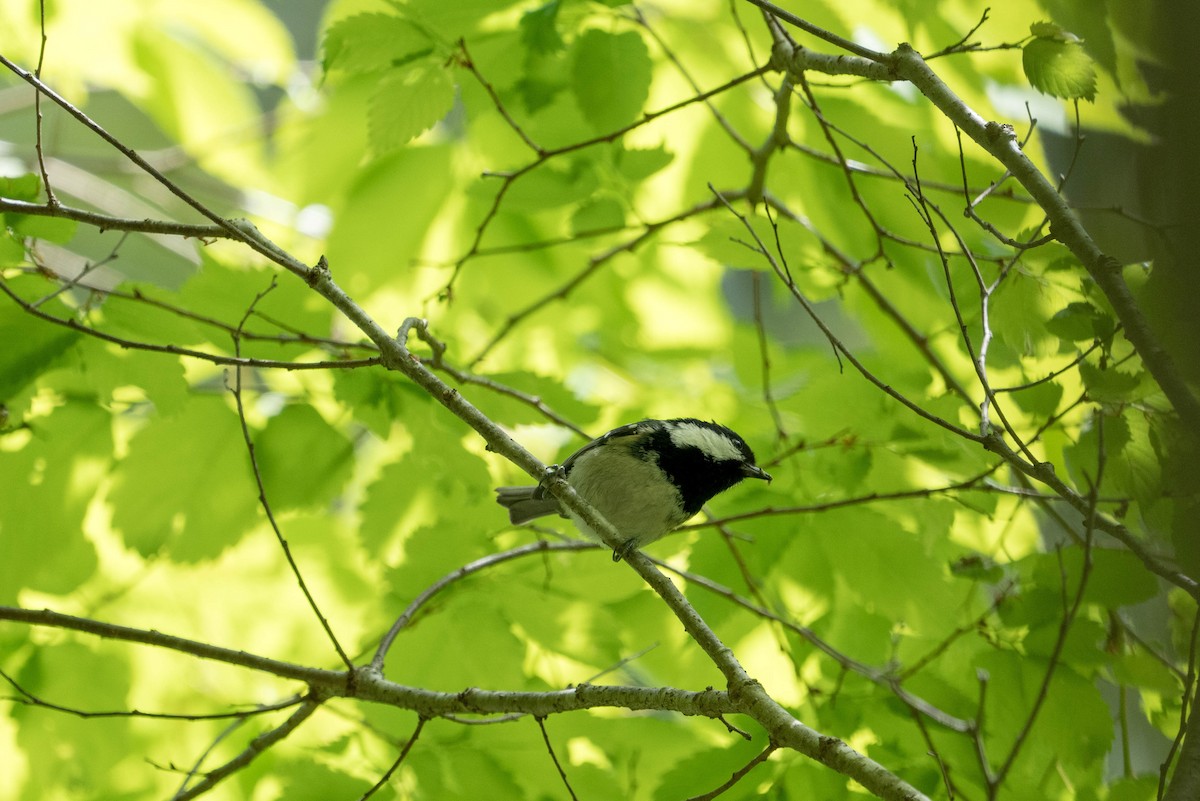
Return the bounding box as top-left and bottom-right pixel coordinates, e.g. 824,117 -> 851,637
496,418 -> 771,561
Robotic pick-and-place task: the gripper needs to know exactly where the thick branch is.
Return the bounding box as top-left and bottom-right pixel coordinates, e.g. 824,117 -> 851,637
0,605 -> 738,719
1164,707 -> 1200,801
753,19 -> 1199,433
266,292 -> 931,800
887,44 -> 1200,433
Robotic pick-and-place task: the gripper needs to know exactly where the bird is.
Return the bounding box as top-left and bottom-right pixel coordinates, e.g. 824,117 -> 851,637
496,418 -> 771,561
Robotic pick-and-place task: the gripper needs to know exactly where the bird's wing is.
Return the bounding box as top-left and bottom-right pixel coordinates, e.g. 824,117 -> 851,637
559,421 -> 646,473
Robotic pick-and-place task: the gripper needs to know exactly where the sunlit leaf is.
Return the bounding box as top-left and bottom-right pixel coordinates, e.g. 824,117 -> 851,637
1023,24 -> 1098,101
368,60 -> 456,152
323,13 -> 432,74
255,404 -> 355,511
520,0 -> 564,54
110,397 -> 258,559
570,29 -> 651,132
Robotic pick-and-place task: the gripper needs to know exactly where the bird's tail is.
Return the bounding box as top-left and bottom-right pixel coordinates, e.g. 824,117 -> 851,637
495,486 -> 562,525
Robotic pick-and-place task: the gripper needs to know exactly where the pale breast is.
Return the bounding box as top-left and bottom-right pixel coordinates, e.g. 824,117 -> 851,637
565,445 -> 686,546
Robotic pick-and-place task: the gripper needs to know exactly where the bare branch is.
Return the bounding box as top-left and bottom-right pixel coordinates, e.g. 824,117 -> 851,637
230,280 -> 355,671
172,700 -> 321,801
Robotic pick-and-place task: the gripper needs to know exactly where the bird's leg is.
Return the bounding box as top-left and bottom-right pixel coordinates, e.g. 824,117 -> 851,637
532,463 -> 566,500
612,538 -> 639,563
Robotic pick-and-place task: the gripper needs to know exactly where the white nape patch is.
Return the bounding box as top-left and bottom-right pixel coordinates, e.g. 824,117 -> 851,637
669,422 -> 743,462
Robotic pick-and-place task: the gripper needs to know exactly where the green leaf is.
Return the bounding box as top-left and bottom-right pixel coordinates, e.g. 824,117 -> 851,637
466,371 -> 600,427
0,229 -> 25,265
110,397 -> 258,559
278,761 -> 373,801
255,405 -> 355,511
695,217 -> 775,271
131,26 -> 271,184
1029,21 -> 1081,42
14,642 -> 133,787
990,269 -> 1058,357
0,173 -> 42,201
1106,776 -> 1161,801
520,0 -> 564,54
1103,410 -> 1164,509
325,145 -> 454,286
1111,650 -> 1182,695
1081,549 -> 1159,607
0,285 -> 81,403
656,738 -> 774,799
369,61 -> 456,152
1045,301 -> 1108,342
7,214 -> 77,244
323,13 -> 433,74
570,197 -> 625,234
1027,547 -> 1158,609
570,29 -> 651,132
498,158 -> 600,211
0,402 -> 106,601
1008,378 -> 1063,418
41,338 -> 190,417
333,367 -> 426,438
405,0 -> 518,40
615,145 -> 674,181
1078,360 -> 1143,402
1023,26 -> 1097,101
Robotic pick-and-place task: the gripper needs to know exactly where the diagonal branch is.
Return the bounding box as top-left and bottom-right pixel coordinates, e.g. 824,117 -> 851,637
750,4 -> 1200,437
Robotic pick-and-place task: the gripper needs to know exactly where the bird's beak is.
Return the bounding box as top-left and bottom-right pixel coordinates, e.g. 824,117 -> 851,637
741,464 -> 772,482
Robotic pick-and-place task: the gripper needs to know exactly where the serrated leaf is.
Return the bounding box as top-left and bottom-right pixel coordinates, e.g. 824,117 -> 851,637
1030,21 -> 1080,42
323,13 -> 433,74
991,270 -> 1057,356
110,398 -> 258,559
1046,301 -> 1109,342
1023,36 -> 1097,101
368,61 -> 456,152
570,29 -> 651,132
1079,360 -> 1142,402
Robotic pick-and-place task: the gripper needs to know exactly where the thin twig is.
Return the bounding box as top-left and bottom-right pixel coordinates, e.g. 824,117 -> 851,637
0,667 -> 303,721
686,741 -> 778,800
33,0 -> 56,205
230,279 -> 354,671
712,185 -> 985,444
0,55 -> 309,278
358,717 -> 427,801
536,717 -> 580,801
172,700 -> 321,800
371,541 -> 596,671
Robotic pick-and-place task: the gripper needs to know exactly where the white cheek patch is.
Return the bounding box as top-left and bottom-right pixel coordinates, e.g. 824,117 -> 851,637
668,422 -> 744,462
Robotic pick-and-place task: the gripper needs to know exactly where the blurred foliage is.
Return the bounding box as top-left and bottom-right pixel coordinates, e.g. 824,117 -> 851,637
0,1 -> 1195,800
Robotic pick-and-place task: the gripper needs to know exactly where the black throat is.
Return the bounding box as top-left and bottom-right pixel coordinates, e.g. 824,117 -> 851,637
638,428 -> 750,516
